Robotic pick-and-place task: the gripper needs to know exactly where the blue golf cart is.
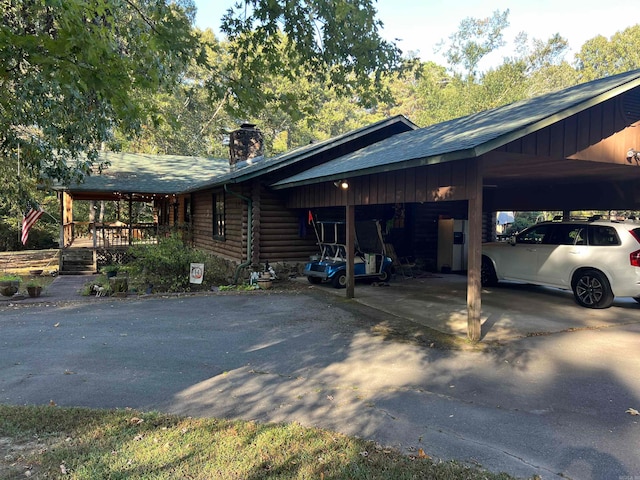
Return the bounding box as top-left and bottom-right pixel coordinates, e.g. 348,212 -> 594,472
303,220 -> 393,288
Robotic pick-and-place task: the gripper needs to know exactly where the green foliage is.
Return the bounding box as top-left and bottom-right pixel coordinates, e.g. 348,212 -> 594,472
575,25 -> 640,81
219,0 -> 403,111
1,0 -> 203,205
123,234 -> 231,293
440,9 -> 510,77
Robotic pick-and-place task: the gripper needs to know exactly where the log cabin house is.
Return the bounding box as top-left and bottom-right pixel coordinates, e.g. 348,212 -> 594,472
55,69 -> 640,340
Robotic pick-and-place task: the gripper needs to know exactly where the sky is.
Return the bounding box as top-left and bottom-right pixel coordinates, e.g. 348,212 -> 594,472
193,0 -> 639,69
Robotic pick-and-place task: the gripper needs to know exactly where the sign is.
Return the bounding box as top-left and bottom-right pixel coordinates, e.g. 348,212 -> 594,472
189,263 -> 204,284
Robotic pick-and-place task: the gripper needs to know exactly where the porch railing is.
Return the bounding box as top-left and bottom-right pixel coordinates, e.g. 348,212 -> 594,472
67,222 -> 160,248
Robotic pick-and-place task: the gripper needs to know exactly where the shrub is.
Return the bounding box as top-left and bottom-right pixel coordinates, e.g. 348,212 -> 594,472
123,234 -> 233,293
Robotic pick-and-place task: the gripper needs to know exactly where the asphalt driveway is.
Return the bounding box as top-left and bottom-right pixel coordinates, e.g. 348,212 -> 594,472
1,280 -> 639,479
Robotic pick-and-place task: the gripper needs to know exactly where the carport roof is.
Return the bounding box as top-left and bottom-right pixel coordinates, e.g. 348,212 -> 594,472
272,68 -> 640,189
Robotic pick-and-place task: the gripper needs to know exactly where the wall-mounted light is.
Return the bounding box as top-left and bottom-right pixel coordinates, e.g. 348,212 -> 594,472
333,179 -> 349,190
626,148 -> 640,164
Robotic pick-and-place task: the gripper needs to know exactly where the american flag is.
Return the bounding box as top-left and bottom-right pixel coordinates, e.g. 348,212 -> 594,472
21,205 -> 44,245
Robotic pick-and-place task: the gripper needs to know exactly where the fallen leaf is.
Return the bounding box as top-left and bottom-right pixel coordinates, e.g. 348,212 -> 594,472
53,323 -> 60,327
129,417 -> 144,425
626,408 -> 639,416
417,448 -> 430,459
49,400 -> 56,406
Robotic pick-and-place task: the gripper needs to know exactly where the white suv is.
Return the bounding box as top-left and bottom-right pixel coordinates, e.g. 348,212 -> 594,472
481,220 -> 640,308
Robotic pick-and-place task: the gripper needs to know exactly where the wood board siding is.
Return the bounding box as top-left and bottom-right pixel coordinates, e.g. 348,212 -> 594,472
496,97 -> 640,165
285,160 -> 475,209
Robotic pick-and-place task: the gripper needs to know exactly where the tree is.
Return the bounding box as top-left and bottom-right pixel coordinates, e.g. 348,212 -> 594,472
575,25 -> 640,81
1,0 -> 203,200
217,0 -> 403,112
439,9 -> 510,78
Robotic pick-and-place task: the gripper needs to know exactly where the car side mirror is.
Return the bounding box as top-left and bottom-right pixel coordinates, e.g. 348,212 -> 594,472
509,235 -> 517,246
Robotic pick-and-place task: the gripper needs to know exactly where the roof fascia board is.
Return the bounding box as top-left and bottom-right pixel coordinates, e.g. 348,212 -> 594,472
271,149 -> 476,190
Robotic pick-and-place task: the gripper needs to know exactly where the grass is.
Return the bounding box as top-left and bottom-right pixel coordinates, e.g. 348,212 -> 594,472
0,405 -> 529,480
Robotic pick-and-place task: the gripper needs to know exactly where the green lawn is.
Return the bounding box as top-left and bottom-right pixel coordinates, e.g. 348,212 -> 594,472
0,405 -> 532,479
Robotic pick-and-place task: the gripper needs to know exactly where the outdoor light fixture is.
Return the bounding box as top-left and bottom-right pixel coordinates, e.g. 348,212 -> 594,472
333,179 -> 349,190
626,148 -> 640,164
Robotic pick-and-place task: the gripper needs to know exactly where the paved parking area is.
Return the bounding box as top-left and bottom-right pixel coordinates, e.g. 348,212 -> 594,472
1,275 -> 640,479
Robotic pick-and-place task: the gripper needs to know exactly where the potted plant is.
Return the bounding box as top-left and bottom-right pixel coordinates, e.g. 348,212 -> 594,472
101,265 -> 119,278
25,279 -> 43,298
0,274 -> 21,296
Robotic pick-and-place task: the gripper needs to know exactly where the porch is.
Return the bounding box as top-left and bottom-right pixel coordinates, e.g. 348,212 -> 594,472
60,222 -> 160,274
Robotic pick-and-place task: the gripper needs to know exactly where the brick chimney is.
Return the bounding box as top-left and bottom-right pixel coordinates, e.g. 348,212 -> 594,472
229,123 -> 264,169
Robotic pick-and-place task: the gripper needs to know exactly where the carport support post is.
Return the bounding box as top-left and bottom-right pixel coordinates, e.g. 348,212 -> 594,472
346,202 -> 355,298
467,158 -> 483,342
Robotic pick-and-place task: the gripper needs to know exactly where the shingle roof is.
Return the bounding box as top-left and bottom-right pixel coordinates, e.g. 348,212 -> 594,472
61,152 -> 229,194
272,69 -> 640,189
183,114 -> 417,192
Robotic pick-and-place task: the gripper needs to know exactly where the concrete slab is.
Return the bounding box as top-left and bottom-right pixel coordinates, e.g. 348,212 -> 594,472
309,274 -> 640,343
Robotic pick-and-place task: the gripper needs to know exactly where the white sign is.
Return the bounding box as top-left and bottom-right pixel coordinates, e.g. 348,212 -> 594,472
189,263 -> 204,284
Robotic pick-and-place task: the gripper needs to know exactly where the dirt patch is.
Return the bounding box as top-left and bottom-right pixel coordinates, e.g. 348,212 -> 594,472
0,436 -> 48,479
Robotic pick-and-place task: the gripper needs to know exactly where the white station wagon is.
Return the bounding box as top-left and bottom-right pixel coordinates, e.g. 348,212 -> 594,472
481,220 -> 640,308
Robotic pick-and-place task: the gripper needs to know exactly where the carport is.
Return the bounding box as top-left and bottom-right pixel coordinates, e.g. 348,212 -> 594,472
273,69 -> 640,342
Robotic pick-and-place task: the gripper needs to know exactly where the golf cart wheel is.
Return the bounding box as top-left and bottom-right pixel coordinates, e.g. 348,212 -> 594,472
307,276 -> 322,285
572,269 -> 614,309
378,266 -> 392,283
332,272 -> 347,289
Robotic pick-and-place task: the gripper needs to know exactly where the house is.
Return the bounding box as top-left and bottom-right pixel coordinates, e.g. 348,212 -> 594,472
55,69 -> 640,340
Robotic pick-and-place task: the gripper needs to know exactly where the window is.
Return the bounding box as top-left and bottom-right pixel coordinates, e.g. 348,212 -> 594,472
184,196 -> 192,224
588,226 -> 620,246
517,224 -> 552,244
213,192 -> 225,239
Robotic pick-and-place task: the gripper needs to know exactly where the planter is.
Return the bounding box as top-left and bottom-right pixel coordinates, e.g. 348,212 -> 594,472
26,286 -> 42,298
0,280 -> 20,297
257,278 -> 272,290
0,285 -> 18,296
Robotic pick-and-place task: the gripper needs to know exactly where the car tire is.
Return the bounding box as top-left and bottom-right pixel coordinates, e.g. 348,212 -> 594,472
481,256 -> 498,287
378,266 -> 392,283
572,269 -> 614,308
307,276 -> 322,285
331,272 -> 347,289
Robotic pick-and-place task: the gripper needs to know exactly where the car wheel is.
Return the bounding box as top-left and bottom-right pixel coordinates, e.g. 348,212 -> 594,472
481,256 -> 498,287
307,276 -> 322,285
331,272 -> 347,289
572,269 -> 614,308
378,266 -> 392,283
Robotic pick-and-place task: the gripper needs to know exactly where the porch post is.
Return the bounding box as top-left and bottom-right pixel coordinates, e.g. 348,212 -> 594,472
128,195 -> 133,245
467,157 -> 483,342
345,201 -> 355,299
